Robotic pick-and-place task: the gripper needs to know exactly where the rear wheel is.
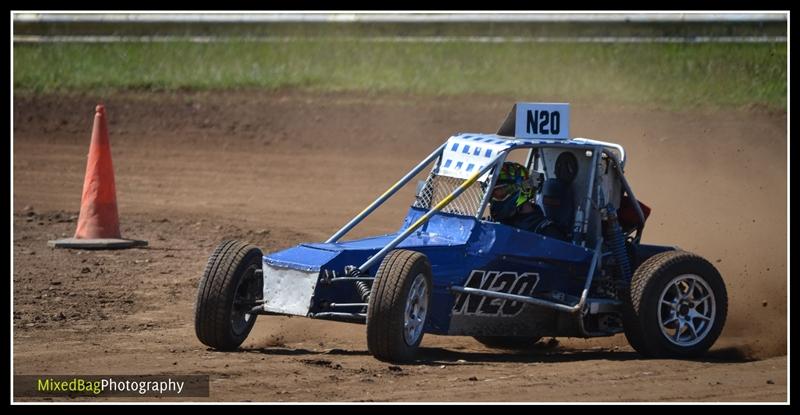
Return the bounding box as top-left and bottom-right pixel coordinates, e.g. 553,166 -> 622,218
195,240 -> 263,351
366,250 -> 432,363
622,250 -> 727,358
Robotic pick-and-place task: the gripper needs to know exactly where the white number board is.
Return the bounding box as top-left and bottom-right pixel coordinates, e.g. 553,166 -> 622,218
514,102 -> 570,140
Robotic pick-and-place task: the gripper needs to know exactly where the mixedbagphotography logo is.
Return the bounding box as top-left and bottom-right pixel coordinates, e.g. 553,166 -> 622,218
14,375 -> 210,398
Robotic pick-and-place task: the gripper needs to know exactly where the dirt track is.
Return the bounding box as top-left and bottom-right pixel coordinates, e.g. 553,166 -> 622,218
12,91 -> 787,402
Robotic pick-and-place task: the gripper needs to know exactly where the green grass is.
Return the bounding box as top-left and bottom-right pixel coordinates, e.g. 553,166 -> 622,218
14,41 -> 787,110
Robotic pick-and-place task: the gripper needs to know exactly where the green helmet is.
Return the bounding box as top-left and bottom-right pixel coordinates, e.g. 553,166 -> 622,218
493,162 -> 534,207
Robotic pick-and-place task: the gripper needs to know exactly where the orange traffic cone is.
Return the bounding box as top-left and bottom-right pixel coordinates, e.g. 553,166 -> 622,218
49,105 -> 147,249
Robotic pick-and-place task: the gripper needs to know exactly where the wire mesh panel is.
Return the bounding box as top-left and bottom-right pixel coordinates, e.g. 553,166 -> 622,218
412,171 -> 489,217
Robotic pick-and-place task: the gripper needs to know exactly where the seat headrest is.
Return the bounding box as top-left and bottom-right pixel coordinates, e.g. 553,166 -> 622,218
554,152 -> 579,183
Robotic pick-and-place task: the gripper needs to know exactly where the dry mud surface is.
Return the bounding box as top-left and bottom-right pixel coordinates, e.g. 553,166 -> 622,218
13,91 -> 787,402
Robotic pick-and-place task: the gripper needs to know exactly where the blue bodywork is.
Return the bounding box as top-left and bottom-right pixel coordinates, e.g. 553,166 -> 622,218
264,206 -> 672,335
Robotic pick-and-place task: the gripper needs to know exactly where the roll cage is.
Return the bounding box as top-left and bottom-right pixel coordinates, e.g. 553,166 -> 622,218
326,134 -> 646,276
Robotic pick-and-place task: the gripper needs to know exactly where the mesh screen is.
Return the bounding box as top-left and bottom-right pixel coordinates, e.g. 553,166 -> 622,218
412,172 -> 489,217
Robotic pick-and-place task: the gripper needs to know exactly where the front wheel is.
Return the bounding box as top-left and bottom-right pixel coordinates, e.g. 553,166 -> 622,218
622,250 -> 727,358
195,240 -> 263,351
366,250 -> 432,363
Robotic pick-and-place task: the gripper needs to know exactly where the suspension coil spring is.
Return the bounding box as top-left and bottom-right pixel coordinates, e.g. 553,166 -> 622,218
354,281 -> 371,303
344,265 -> 372,302
605,205 -> 632,285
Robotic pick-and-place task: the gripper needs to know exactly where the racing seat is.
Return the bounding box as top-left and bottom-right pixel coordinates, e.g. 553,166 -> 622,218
539,178 -> 575,236
539,151 -> 580,238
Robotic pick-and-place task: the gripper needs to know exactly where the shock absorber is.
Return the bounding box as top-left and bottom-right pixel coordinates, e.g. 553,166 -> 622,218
604,204 -> 632,285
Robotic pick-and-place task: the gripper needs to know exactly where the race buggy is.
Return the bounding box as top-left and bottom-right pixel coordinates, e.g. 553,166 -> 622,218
194,103 -> 728,362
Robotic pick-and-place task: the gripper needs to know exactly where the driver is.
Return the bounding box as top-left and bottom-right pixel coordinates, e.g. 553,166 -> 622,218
490,162 -> 568,241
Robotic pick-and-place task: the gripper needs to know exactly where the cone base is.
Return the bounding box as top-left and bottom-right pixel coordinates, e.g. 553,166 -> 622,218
48,238 -> 148,250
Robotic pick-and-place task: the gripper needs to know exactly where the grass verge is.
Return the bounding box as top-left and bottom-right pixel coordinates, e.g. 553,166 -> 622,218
14,41 -> 787,110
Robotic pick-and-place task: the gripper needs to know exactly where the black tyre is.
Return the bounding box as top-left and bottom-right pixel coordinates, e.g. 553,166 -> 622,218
195,240 -> 263,351
473,336 -> 542,350
367,250 -> 432,363
622,250 -> 727,358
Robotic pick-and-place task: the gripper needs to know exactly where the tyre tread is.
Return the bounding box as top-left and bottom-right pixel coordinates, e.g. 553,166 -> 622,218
195,240 -> 262,351
367,250 -> 430,362
622,250 -> 727,357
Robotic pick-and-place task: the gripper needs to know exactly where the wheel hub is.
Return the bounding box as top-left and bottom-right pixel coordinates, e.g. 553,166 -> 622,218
403,273 -> 429,346
658,274 -> 716,347
230,265 -> 259,336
